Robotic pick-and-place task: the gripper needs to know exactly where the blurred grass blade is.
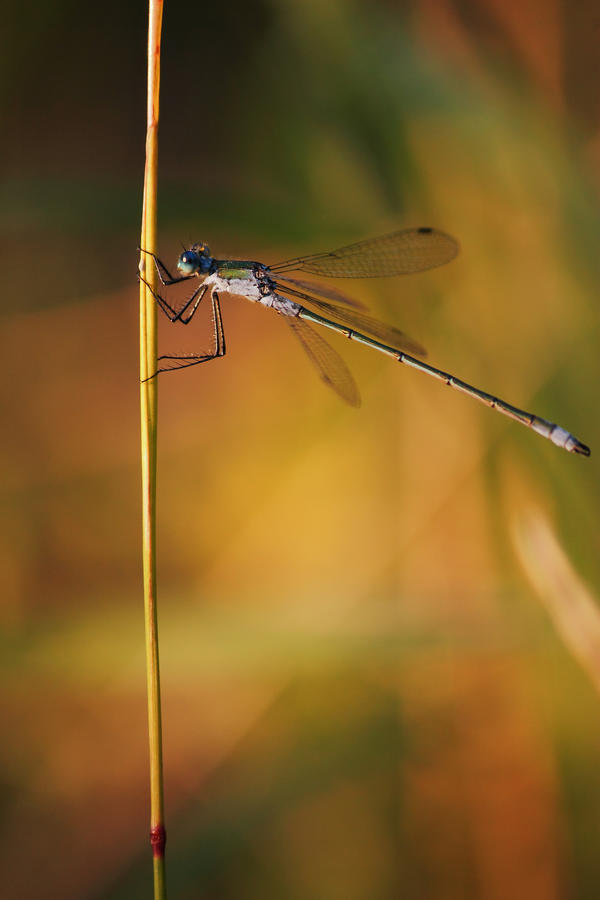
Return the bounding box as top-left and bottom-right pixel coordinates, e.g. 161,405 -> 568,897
513,509 -> 600,695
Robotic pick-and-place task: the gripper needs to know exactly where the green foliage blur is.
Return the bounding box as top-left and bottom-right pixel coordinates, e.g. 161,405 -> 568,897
2,1 -> 600,897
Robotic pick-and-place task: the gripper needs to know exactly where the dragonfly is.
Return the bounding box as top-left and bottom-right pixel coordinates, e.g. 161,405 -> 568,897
138,227 -> 590,457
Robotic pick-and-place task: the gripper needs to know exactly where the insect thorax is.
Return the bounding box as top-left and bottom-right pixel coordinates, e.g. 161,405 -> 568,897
205,269 -> 300,317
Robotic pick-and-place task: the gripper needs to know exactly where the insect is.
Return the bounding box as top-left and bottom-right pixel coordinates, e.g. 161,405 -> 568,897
138,228 -> 590,456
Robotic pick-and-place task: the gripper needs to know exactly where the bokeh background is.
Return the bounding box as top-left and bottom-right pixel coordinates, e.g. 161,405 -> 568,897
2,0 -> 600,897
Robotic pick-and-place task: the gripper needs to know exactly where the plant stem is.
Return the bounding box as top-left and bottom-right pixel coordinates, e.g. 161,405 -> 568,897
139,1 -> 166,897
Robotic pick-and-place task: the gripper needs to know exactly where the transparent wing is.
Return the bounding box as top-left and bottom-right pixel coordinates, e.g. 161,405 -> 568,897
276,284 -> 426,357
273,275 -> 367,309
270,227 -> 458,278
287,318 -> 360,407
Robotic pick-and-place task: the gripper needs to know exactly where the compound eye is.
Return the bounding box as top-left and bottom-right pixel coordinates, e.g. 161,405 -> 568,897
177,252 -> 197,275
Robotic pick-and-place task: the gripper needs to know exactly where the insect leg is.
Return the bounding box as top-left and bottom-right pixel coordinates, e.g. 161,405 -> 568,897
142,291 -> 226,380
139,248 -> 193,286
177,284 -> 209,324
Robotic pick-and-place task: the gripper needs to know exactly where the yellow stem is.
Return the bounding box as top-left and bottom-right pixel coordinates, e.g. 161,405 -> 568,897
139,1 -> 166,897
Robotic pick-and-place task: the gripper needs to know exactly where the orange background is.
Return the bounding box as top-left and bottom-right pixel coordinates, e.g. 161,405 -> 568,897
2,1 -> 600,897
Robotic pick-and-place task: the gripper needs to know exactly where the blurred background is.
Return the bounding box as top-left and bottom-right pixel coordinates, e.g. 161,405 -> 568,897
2,0 -> 600,897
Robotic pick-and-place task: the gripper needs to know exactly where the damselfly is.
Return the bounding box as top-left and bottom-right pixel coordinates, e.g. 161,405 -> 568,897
139,228 -> 590,456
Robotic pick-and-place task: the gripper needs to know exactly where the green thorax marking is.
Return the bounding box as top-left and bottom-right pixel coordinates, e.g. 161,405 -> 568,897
216,260 -> 257,280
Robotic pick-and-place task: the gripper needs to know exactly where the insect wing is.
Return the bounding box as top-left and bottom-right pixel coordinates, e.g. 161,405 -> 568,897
278,286 -> 426,357
270,228 -> 458,278
273,275 -> 367,309
287,318 -> 360,407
